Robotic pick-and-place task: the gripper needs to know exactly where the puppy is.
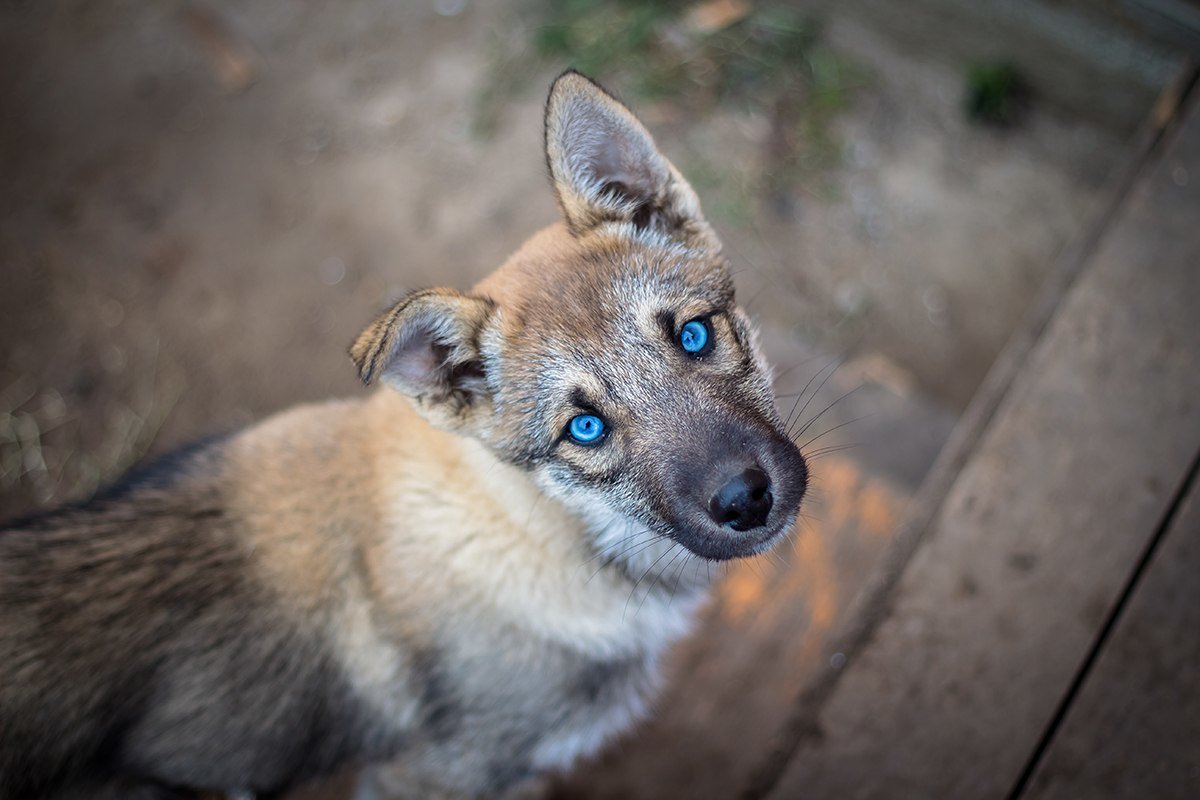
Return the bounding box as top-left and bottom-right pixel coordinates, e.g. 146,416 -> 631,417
0,71 -> 807,800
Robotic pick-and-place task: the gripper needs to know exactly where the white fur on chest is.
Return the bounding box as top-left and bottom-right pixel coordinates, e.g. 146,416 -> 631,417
527,506 -> 708,771
368,439 -> 710,773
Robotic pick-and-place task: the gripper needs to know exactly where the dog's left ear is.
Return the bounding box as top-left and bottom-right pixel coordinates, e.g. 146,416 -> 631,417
350,289 -> 494,415
545,71 -> 711,243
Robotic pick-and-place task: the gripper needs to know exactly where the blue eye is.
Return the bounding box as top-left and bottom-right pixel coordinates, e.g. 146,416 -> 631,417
679,319 -> 711,355
567,414 -> 606,445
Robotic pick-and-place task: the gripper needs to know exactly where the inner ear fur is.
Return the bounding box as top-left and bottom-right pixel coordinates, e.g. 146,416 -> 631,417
544,70 -> 708,239
349,288 -> 494,407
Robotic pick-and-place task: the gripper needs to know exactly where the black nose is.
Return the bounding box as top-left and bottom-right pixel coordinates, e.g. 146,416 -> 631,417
708,467 -> 773,531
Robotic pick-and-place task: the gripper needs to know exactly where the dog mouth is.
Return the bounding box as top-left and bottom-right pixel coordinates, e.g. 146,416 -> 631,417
667,505 -> 801,561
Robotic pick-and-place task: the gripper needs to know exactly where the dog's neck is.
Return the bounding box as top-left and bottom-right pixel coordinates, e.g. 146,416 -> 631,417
367,391 -> 711,659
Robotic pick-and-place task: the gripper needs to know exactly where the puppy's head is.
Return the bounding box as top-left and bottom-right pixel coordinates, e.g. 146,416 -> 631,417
352,72 -> 806,562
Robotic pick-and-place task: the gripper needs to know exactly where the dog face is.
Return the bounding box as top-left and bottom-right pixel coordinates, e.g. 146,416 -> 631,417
351,72 -> 806,562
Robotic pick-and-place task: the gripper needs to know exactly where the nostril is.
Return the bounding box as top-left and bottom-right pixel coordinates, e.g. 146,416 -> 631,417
708,467 -> 774,532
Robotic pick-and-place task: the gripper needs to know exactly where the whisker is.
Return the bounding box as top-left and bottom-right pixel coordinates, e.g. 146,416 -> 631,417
624,543 -> 680,621
667,549 -> 696,610
792,519 -> 815,550
742,553 -> 770,582
771,352 -> 825,391
762,547 -> 787,572
782,357 -> 840,429
617,533 -> 667,566
580,527 -> 657,585
637,544 -> 686,617
576,519 -> 638,568
804,442 -> 862,461
765,545 -> 791,570
786,359 -> 841,432
580,532 -> 648,568
583,531 -> 659,584
798,412 -> 875,451
791,384 -> 860,440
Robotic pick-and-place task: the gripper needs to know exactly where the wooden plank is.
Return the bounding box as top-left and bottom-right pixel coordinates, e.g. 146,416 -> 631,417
744,61 -> 1199,799
763,87 -> 1200,799
1021,477 -> 1200,799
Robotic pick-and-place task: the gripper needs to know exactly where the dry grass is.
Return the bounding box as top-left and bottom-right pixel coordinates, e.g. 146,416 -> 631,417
0,341 -> 183,507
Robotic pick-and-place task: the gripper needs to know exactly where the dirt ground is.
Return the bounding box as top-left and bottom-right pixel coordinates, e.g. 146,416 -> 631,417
0,0 -> 1172,796
0,0 -> 1148,521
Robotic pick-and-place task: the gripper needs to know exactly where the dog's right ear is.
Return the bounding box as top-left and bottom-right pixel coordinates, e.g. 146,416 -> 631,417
350,289 -> 494,412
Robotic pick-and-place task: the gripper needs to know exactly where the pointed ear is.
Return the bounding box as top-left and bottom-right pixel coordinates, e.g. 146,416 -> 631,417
349,289 -> 495,409
544,71 -> 708,240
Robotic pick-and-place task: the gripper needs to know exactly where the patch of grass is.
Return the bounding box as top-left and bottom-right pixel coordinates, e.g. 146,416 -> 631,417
532,0 -> 682,96
476,0 -> 866,205
964,62 -> 1028,127
682,154 -> 756,227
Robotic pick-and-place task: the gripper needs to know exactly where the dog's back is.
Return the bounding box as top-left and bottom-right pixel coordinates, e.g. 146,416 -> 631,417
0,410 -> 405,797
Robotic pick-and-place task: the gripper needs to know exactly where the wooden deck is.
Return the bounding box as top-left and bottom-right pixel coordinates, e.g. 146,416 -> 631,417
750,66 -> 1200,800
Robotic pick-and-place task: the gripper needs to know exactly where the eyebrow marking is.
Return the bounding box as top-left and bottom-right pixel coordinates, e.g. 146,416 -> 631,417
570,387 -> 599,412
656,309 -> 676,340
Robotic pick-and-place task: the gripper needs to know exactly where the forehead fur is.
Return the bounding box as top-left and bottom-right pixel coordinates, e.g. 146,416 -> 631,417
475,224 -> 733,344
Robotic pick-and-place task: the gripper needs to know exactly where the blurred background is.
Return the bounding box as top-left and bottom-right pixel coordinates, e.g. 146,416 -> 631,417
1,1 -> 1196,799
